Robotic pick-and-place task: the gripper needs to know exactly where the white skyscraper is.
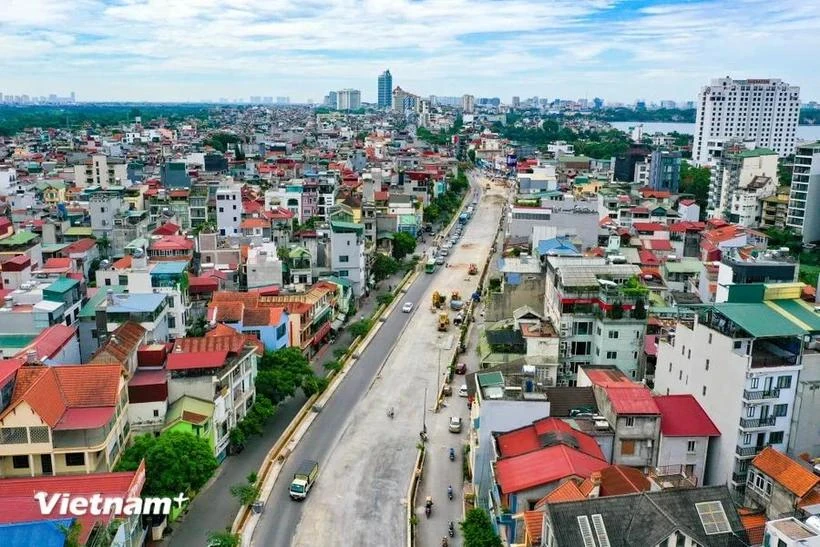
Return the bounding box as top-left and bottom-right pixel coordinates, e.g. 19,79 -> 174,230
692,77 -> 800,165
462,94 -> 475,113
336,89 -> 361,111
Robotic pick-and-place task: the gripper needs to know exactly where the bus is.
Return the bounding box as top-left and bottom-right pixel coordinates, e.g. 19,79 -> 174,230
425,258 -> 437,273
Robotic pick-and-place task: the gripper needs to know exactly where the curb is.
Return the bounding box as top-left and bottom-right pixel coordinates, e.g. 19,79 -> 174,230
234,257 -> 421,546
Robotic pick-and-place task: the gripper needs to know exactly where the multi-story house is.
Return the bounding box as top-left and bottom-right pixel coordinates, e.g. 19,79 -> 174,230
215,183 -> 242,237
544,257 -> 648,384
0,362 -> 128,477
578,366 -> 661,469
760,187 -> 791,230
245,242 -> 284,290
653,283 -> 819,496
745,447 -> 820,521
716,248 -> 798,303
787,141 -> 820,244
73,154 -> 128,188
329,220 -> 366,297
166,334 -> 260,461
88,190 -> 127,238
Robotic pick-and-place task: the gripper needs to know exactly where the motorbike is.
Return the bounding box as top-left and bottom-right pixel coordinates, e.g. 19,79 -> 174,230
448,522 -> 455,537
425,497 -> 433,518
387,407 -> 394,419
449,448 -> 455,461
441,538 -> 449,547
447,485 -> 453,500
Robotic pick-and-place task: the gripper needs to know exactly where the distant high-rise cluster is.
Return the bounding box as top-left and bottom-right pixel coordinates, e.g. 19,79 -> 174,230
1,91 -> 75,104
692,77 -> 800,165
377,70 -> 392,109
336,89 -> 361,110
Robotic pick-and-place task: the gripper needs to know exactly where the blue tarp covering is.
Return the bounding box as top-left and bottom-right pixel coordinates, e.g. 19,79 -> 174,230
0,518 -> 74,547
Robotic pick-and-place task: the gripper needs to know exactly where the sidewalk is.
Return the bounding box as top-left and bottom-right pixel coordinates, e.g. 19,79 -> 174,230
166,265 -> 412,547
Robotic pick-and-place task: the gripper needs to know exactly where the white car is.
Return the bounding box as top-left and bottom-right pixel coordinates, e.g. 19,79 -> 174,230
458,385 -> 468,397
448,416 -> 463,433
401,302 -> 413,313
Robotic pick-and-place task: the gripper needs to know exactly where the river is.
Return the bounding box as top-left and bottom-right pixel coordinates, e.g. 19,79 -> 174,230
609,121 -> 820,142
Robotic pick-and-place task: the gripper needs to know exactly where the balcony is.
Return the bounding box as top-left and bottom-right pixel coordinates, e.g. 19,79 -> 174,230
742,388 -> 780,401
739,416 -> 777,429
736,445 -> 765,458
731,471 -> 748,484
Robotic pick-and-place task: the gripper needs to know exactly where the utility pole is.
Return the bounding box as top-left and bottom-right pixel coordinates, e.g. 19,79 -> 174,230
422,387 -> 428,434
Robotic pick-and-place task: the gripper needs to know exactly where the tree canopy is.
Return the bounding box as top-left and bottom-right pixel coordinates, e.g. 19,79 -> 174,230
255,347 -> 318,404
679,160 -> 711,216
116,431 -> 218,497
392,231 -> 417,260
461,508 -> 503,547
372,253 -> 400,282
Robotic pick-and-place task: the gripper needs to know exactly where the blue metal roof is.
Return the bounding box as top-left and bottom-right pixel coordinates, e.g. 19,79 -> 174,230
536,237 -> 580,257
107,293 -> 167,313
150,262 -> 188,275
0,518 -> 74,547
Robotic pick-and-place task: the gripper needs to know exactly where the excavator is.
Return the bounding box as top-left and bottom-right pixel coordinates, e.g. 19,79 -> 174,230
431,290 -> 447,310
437,312 -> 450,331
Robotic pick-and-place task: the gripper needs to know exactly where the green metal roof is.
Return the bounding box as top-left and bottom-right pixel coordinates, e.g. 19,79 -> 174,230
330,220 -> 364,234
0,231 -> 38,246
768,299 -> 820,333
737,148 -> 777,158
64,226 -> 93,236
713,302 -> 808,338
476,371 -> 504,388
79,286 -> 125,318
45,277 -> 79,294
558,155 -> 592,163
322,275 -> 352,288
663,259 -> 702,273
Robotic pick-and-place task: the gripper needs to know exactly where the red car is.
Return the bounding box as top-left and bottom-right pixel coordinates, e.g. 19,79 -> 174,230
455,363 -> 467,375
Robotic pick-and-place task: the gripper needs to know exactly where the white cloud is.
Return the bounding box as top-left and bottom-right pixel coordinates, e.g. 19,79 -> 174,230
0,0 -> 817,102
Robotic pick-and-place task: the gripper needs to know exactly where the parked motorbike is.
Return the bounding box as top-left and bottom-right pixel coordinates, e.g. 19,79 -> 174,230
447,485 -> 453,500
387,407 -> 394,419
449,447 -> 455,461
448,522 -> 455,537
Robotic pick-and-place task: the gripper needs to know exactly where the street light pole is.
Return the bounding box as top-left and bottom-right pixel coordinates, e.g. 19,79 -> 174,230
422,387 -> 427,434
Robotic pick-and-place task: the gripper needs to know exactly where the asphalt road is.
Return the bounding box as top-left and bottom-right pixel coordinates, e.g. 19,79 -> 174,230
252,174 -> 504,547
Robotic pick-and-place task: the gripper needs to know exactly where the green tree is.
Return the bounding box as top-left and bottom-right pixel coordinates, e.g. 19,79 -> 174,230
467,149 -> 476,163
95,234 -> 111,258
349,319 -> 373,338
392,231 -> 417,260
371,253 -> 400,282
376,293 -> 394,306
230,472 -> 260,506
59,520 -> 83,547
255,348 -> 317,404
764,228 -> 803,254
679,160 -> 711,214
206,530 -> 240,547
778,156 -> 794,186
460,508 -> 503,547
116,431 -> 218,497
186,316 -> 208,337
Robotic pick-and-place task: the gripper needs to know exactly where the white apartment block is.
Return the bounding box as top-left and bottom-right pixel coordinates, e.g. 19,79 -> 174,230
708,144 -> 778,219
544,257 -> 648,385
329,220 -> 366,297
246,242 -> 284,290
787,141 -> 820,244
216,183 -> 242,236
653,293 -> 820,496
634,157 -> 650,187
336,89 -> 361,111
693,77 -> 800,165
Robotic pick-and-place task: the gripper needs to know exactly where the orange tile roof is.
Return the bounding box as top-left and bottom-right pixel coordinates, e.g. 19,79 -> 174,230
738,509 -> 766,546
752,447 -> 820,497
799,487 -> 820,508
540,479 -> 586,505
173,335 -> 246,356
599,465 -> 651,496
523,511 -> 542,545
112,255 -> 132,269
209,302 -> 245,323
206,323 -> 241,337
90,322 -> 146,366
0,364 -> 121,428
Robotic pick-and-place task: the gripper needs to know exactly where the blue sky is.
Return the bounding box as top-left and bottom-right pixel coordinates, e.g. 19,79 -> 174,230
1,0 -> 817,103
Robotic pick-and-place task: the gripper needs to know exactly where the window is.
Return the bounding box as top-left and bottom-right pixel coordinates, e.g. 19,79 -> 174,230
574,321 -> 592,335
621,439 -> 636,455
702,385 -> 707,396
708,333 -> 713,344
695,501 -> 731,535
777,376 -> 791,389
65,453 -> 85,466
687,440 -> 697,453
747,406 -> 755,418
12,455 -> 29,469
339,255 -> 349,263
768,431 -> 784,445
751,377 -> 759,389
608,330 -> 619,339
153,409 -> 160,417
688,349 -> 691,359
625,416 -> 635,427
743,433 -> 752,445
773,404 -> 787,417
734,340 -> 742,350
669,362 -> 672,372
679,370 -> 683,380
705,359 -> 710,371
606,351 -> 617,359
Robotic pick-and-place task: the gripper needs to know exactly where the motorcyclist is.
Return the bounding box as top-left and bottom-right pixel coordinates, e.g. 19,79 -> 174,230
448,521 -> 455,537
449,447 -> 455,460
441,537 -> 448,547
447,485 -> 453,499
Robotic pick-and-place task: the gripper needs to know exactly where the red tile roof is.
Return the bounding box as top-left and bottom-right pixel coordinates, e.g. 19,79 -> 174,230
605,386 -> 660,415
16,324 -> 77,361
90,322 -> 146,367
153,222 -> 180,236
496,417 -> 605,461
64,238 -> 97,254
243,306 -> 284,327
752,447 -> 820,497
644,239 -> 673,251
112,255 -> 132,269
638,249 -> 660,265
495,444 -> 608,494
167,351 -> 229,370
523,511 -> 542,544
653,394 -> 720,437
240,218 -> 269,229
43,257 -> 72,270
538,479 -> 586,506
243,200 -> 263,214
173,335 -> 246,355
54,406 -> 116,430
633,222 -> 667,232
599,465 -> 651,496
150,235 -> 193,251
738,510 -> 766,546
679,199 -> 696,206
0,364 -> 121,428
644,335 -> 658,356
0,357 -> 25,385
